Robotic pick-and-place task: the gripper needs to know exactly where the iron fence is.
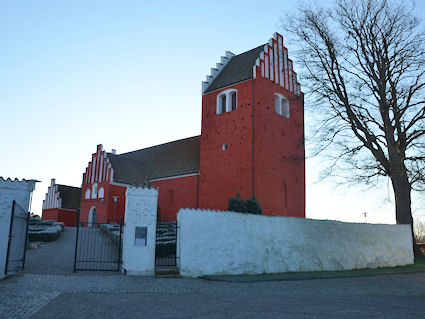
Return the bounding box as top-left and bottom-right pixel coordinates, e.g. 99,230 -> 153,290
5,200 -> 30,275
155,221 -> 178,267
73,217 -> 123,272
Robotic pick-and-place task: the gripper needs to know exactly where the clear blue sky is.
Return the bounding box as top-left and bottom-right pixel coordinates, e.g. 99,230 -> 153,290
1,0 -> 424,224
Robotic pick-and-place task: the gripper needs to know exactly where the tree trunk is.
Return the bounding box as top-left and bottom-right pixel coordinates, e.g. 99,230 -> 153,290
391,175 -> 421,255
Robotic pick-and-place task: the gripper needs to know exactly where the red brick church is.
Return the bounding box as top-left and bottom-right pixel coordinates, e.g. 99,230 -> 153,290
79,32 -> 305,223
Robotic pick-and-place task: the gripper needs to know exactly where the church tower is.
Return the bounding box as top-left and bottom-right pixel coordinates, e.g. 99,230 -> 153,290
198,32 -> 305,217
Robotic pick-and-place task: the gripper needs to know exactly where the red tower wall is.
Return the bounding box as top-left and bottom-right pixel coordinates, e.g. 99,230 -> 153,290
198,33 -> 305,217
198,80 -> 254,210
151,175 -> 199,221
253,76 -> 305,217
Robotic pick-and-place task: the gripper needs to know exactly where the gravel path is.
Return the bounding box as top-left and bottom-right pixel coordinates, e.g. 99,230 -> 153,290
25,227 -> 77,275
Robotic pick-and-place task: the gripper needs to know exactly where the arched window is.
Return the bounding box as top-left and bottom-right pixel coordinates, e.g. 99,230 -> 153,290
274,93 -> 290,118
217,89 -> 237,114
91,183 -> 98,199
85,189 -> 91,199
89,207 -> 97,226
98,187 -> 104,199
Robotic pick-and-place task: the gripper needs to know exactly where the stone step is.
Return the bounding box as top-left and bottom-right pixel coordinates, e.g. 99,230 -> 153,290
155,267 -> 180,277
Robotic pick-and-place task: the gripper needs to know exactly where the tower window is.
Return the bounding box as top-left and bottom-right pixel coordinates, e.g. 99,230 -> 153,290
231,91 -> 237,110
274,93 -> 290,118
220,94 -> 226,114
217,89 -> 237,114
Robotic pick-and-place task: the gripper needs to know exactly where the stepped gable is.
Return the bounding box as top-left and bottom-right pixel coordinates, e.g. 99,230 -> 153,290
203,45 -> 264,93
202,32 -> 301,96
107,153 -> 147,186
57,185 -> 81,210
119,136 -> 200,180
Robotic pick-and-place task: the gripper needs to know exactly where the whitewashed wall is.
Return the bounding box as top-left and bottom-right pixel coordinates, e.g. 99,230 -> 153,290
122,186 -> 158,276
0,178 -> 37,280
177,209 -> 414,277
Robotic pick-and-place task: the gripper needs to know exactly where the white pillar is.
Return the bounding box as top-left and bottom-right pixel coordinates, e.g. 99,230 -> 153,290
122,186 -> 158,276
0,178 -> 36,280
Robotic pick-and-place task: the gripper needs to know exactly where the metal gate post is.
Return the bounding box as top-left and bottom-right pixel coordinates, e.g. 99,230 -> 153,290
175,221 -> 178,267
117,218 -> 123,271
4,201 -> 16,275
73,209 -> 81,273
21,211 -> 30,270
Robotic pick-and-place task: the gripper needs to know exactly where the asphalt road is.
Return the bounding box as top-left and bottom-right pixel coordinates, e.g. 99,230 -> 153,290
2,227 -> 424,318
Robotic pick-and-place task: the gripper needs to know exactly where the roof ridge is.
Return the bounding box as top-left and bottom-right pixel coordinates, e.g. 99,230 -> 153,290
235,44 -> 266,57
57,184 -> 81,190
120,135 -> 200,156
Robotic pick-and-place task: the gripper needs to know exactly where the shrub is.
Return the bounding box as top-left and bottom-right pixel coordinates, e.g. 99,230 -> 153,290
28,219 -> 64,242
245,194 -> 262,215
228,193 -> 262,215
228,193 -> 246,212
28,225 -> 62,242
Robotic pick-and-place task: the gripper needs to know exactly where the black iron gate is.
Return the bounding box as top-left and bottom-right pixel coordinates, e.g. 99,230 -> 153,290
155,221 -> 177,267
5,200 -> 30,276
73,215 -> 123,272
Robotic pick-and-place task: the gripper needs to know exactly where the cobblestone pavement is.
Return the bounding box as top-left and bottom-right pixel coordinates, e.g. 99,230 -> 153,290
1,272 -> 425,318
2,227 -> 425,318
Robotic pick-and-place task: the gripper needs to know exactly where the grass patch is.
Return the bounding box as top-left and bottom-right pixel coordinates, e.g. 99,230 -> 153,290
201,255 -> 425,282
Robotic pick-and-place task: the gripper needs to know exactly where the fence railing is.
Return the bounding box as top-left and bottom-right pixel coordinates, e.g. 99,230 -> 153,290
73,218 -> 123,272
5,200 -> 30,275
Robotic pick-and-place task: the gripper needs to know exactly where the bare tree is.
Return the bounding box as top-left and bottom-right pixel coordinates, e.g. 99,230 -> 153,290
284,0 -> 425,254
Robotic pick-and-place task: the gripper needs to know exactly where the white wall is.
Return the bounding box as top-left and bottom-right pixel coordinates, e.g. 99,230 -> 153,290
122,186 -> 158,276
177,209 -> 414,277
0,178 -> 37,279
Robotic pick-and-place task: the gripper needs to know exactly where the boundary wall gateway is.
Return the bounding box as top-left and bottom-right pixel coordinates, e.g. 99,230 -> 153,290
122,186 -> 158,276
177,209 -> 414,277
0,178 -> 37,280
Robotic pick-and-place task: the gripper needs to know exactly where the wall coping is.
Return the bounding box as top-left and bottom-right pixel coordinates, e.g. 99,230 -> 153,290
0,177 -> 38,192
126,185 -> 158,197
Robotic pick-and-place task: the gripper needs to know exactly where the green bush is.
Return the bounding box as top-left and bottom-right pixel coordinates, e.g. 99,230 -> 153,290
28,225 -> 62,242
228,192 -> 262,215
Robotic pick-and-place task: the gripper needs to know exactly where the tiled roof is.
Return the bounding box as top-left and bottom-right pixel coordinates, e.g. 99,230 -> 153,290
109,136 -> 200,184
57,185 -> 81,210
107,153 -> 147,186
204,45 -> 265,93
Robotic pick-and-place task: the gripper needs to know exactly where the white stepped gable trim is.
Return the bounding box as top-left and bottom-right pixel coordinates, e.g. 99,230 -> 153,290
43,178 -> 61,209
83,144 -> 114,188
253,32 -> 302,96
202,51 -> 236,94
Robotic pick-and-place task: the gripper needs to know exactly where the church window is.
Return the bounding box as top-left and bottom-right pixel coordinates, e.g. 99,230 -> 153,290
220,95 -> 226,114
217,89 -> 237,114
92,183 -> 98,199
231,91 -> 237,110
98,187 -> 104,199
222,144 -> 227,151
274,93 -> 290,118
85,189 -> 91,199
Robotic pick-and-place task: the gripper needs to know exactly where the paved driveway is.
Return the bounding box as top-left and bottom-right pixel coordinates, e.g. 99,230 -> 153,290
2,228 -> 425,318
24,227 -> 76,275
1,271 -> 425,318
